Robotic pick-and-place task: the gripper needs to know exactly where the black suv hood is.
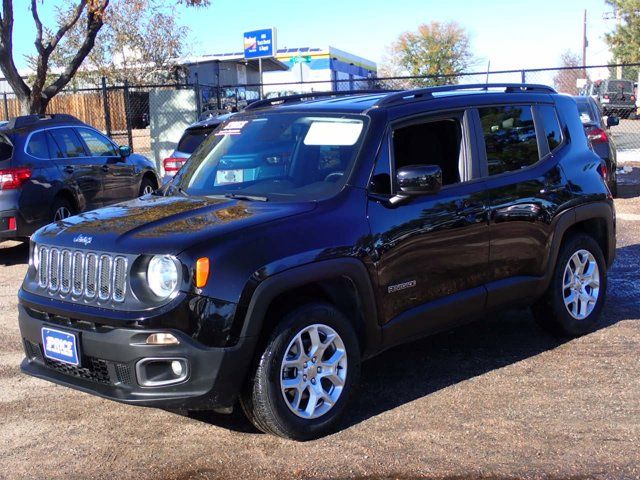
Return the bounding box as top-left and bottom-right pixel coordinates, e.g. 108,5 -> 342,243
33,195 -> 316,255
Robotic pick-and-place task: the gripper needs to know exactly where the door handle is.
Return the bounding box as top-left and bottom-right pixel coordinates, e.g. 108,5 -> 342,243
63,166 -> 74,174
102,165 -> 110,172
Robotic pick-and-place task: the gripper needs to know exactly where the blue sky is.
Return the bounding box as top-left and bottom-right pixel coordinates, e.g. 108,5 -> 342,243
10,0 -> 615,72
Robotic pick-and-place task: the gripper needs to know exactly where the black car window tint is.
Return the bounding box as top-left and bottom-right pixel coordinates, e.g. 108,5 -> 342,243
26,131 -> 50,159
177,129 -> 211,154
77,128 -> 118,157
478,105 -> 538,176
537,105 -> 563,152
392,118 -> 463,186
48,128 -> 86,158
369,135 -> 392,195
0,134 -> 12,161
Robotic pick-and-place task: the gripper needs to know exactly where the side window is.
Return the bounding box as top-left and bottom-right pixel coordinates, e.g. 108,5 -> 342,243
47,128 -> 86,158
479,105 -> 538,176
26,131 -> 50,159
537,105 -> 563,152
77,128 -> 118,157
392,116 -> 464,187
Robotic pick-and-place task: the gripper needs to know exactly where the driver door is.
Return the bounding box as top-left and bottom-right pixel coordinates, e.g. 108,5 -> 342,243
367,110 -> 490,345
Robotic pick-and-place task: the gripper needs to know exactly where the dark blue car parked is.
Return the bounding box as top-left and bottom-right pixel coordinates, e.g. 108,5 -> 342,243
0,114 -> 159,241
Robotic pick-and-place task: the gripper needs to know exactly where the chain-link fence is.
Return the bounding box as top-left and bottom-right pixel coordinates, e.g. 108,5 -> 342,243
2,63 -> 640,171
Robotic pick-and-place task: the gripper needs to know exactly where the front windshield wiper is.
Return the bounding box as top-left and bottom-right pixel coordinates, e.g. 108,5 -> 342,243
224,193 -> 268,202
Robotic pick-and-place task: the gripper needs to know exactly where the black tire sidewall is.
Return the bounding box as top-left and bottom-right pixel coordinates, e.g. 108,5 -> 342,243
548,234 -> 607,336
139,177 -> 155,196
252,303 -> 360,440
51,197 -> 74,222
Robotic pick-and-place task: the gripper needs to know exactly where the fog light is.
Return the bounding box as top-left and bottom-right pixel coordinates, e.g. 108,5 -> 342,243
171,360 -> 183,376
146,333 -> 179,345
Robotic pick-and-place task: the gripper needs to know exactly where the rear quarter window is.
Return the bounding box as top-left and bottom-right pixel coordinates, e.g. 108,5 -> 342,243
26,131 -> 51,159
0,134 -> 12,161
537,105 -> 563,152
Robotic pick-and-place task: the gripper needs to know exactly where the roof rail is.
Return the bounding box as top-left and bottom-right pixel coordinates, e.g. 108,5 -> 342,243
6,113 -> 83,130
244,89 -> 393,111
375,83 -> 557,108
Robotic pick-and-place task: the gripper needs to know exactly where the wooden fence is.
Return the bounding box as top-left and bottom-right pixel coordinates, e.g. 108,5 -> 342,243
2,90 -> 128,131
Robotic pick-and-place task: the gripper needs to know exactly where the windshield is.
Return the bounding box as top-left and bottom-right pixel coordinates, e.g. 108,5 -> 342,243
577,102 -> 594,124
605,80 -> 634,93
169,112 -> 367,201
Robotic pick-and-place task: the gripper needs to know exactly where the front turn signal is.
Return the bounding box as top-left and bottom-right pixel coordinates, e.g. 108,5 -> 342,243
195,257 -> 210,288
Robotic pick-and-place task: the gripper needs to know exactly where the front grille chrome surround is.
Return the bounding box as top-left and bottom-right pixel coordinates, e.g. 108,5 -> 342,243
34,245 -> 129,305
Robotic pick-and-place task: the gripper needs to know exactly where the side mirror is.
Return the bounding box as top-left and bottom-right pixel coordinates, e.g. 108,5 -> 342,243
119,145 -> 132,157
396,165 -> 442,196
606,115 -> 620,128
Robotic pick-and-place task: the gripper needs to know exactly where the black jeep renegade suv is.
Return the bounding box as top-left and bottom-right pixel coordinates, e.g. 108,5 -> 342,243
18,84 -> 616,440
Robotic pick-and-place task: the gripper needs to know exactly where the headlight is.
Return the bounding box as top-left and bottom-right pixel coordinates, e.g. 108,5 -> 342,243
146,255 -> 179,298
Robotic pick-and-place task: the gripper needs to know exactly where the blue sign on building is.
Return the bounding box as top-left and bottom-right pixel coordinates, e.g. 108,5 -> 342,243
243,28 -> 277,59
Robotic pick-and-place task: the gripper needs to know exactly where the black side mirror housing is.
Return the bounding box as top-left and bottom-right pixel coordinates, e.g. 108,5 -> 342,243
396,165 -> 442,196
119,145 -> 132,157
606,116 -> 620,128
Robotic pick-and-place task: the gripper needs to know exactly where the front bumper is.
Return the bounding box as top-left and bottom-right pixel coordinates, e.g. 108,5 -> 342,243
18,303 -> 256,410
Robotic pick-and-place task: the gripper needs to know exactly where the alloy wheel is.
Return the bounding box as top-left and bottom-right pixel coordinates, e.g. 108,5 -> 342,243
563,249 -> 600,320
53,206 -> 72,222
280,323 -> 348,419
142,185 -> 154,195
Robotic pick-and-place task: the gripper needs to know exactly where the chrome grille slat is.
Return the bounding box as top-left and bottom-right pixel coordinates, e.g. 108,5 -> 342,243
112,257 -> 127,303
38,246 -> 49,288
72,252 -> 84,296
60,250 -> 72,294
34,245 -> 128,304
49,248 -> 60,292
85,253 -> 98,299
98,255 -> 112,301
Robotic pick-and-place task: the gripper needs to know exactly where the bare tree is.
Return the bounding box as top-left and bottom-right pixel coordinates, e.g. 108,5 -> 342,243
0,0 -> 208,115
553,50 -> 585,95
46,0 -> 189,86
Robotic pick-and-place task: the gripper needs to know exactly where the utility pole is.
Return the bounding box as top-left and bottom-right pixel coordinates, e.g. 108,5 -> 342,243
616,8 -> 623,79
582,9 -> 588,76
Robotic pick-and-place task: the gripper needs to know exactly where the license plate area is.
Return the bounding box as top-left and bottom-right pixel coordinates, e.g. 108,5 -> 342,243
41,327 -> 80,366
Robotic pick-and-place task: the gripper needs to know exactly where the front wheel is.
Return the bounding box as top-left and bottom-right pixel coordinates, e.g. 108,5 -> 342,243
532,234 -> 607,336
240,302 -> 360,440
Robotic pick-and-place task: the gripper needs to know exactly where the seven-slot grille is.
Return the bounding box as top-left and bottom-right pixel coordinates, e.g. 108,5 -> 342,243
36,246 -> 128,303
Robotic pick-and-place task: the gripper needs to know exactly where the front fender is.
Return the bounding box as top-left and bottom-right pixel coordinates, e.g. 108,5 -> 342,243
236,258 -> 381,358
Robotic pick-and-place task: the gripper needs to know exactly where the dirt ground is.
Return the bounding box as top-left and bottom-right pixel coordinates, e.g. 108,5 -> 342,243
0,183 -> 639,480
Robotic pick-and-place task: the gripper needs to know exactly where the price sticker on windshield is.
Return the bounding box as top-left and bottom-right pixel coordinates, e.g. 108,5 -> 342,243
215,120 -> 250,136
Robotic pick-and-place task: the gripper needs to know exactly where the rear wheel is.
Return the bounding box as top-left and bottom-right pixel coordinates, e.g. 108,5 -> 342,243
532,234 -> 607,336
139,176 -> 156,196
241,302 -> 360,441
51,197 -> 75,223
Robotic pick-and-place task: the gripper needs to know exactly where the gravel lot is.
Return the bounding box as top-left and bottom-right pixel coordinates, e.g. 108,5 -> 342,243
1,175 -> 639,480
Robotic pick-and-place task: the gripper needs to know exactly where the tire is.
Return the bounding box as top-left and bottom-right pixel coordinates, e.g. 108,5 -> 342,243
139,176 -> 156,196
532,234 -> 607,337
240,302 -> 361,441
51,197 -> 75,223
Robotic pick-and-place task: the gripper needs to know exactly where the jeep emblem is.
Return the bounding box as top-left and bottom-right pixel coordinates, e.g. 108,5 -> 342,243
73,234 -> 93,246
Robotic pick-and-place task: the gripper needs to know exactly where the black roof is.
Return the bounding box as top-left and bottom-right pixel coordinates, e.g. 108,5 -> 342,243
3,114 -> 85,132
243,84 -> 557,114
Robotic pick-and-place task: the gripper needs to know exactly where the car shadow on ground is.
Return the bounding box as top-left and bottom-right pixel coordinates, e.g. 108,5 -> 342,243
0,241 -> 29,267
186,243 -> 639,438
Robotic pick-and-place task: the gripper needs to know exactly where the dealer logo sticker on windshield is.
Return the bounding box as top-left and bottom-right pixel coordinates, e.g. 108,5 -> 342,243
215,120 -> 250,136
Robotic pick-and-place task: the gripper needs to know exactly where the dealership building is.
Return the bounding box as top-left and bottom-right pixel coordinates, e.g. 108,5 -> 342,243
178,46 -> 377,99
